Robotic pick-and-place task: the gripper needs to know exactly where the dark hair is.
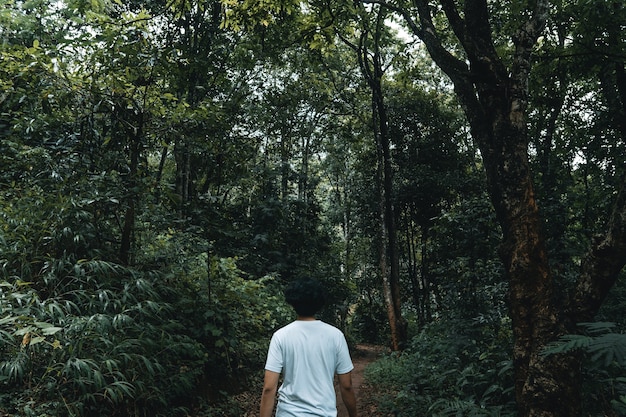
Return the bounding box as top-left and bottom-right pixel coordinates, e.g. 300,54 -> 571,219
284,278 -> 327,317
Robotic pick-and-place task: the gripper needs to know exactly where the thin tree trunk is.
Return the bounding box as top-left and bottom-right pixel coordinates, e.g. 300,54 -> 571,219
406,218 -> 422,320
154,145 -> 168,203
339,7 -> 408,350
175,138 -> 191,215
120,113 -> 142,266
280,129 -> 290,200
366,10 -> 407,350
420,228 -> 431,324
120,100 -> 143,265
377,87 -> 406,349
376,153 -> 399,350
299,135 -> 310,202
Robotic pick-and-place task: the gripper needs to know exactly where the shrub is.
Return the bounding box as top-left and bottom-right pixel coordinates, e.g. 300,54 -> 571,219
0,260 -> 206,417
0,252 -> 295,417
364,318 -> 516,417
181,255 -> 292,394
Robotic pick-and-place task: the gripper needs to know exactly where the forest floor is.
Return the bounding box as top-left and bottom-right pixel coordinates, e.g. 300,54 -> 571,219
235,344 -> 390,417
335,343 -> 388,417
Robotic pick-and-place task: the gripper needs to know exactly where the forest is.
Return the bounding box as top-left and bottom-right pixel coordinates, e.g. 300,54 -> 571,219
1,0 -> 625,416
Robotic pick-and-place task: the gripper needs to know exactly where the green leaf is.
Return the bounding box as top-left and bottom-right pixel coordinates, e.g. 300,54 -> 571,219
41,326 -> 63,335
29,335 -> 45,345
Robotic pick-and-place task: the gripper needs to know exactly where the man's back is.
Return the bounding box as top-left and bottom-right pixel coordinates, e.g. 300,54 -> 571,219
265,320 -> 354,416
259,278 -> 357,417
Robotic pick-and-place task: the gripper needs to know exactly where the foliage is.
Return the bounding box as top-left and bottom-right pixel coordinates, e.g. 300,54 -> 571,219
349,290 -> 390,345
1,0 -> 626,414
364,319 -> 515,417
0,136 -> 291,416
428,194 -> 505,321
0,246 -> 290,417
185,255 -> 293,388
542,322 -> 626,415
0,261 -> 206,417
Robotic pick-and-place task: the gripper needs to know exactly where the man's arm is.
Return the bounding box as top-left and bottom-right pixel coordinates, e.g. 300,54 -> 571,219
338,372 -> 358,417
260,370 -> 280,417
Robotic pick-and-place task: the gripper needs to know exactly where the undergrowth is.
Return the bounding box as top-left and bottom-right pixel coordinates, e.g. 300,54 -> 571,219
364,318 -> 516,417
365,319 -> 626,416
0,254 -> 290,417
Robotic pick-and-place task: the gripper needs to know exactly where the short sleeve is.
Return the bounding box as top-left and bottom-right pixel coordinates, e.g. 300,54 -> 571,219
264,333 -> 283,373
335,334 -> 354,375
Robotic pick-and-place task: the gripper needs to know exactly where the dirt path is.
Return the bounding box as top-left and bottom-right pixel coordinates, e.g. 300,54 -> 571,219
335,344 -> 386,417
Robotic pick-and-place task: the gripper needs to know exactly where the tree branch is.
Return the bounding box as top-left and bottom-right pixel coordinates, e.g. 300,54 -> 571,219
570,173 -> 626,323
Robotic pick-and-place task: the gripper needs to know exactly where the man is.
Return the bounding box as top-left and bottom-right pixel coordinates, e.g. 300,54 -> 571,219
260,278 -> 358,417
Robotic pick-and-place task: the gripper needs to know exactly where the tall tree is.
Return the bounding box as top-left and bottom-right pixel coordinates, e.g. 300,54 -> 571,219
337,5 -> 408,350
358,0 -> 626,415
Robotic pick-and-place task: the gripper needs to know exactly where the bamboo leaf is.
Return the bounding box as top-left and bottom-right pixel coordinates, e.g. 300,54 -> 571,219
29,335 -> 45,345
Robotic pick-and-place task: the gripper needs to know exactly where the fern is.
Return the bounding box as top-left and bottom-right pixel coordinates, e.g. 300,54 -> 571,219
588,333 -> 626,366
0,261 -> 207,417
542,322 -> 626,367
542,322 -> 626,415
364,320 -> 516,417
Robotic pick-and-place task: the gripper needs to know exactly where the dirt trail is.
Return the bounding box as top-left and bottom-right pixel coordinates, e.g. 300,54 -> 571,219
335,344 -> 385,417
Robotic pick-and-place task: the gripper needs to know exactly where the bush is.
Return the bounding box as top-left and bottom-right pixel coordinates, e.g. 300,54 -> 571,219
0,253 -> 293,417
0,259 -> 206,417
184,255 -> 292,394
364,318 -> 516,417
349,297 -> 390,346
0,180 -> 293,416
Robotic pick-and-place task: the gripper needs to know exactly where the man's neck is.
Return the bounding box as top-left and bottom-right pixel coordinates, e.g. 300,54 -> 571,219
296,316 -> 316,321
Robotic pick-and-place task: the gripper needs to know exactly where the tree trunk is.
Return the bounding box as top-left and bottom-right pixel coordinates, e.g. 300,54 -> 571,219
280,127 -> 290,200
119,107 -> 143,266
154,144 -> 169,204
365,10 -> 407,350
405,218 -> 422,321
175,138 -> 191,214
340,6 -> 408,350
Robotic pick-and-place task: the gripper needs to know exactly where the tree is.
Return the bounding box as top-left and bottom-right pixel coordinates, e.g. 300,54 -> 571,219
388,84 -> 469,326
355,0 -> 626,415
333,3 -> 412,350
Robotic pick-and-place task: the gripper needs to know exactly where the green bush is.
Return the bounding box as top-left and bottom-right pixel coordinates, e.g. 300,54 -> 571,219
0,176 -> 293,416
0,260 -> 206,417
0,254 -> 292,417
180,255 -> 292,393
364,318 -> 516,417
349,296 -> 390,346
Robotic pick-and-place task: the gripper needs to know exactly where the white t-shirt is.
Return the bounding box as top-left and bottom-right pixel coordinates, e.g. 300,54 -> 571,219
265,320 -> 354,417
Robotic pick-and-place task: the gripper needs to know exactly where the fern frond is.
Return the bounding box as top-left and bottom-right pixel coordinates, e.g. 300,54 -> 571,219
542,334 -> 593,356
542,322 -> 626,368
578,322 -> 617,334
588,333 -> 626,366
